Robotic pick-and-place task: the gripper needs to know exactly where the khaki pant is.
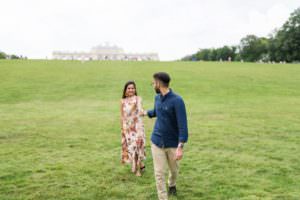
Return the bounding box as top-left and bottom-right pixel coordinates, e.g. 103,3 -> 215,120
151,143 -> 179,200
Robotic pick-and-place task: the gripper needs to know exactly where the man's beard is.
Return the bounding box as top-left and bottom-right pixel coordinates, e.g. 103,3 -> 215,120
155,87 -> 160,94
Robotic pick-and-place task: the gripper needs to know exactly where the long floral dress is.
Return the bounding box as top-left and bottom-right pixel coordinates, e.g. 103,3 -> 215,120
120,95 -> 146,169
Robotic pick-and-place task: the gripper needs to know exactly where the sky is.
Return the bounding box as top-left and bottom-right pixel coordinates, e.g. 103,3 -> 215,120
0,0 -> 299,60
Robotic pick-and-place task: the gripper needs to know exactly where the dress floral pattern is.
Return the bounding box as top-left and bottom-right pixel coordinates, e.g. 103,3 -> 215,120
120,95 -> 146,168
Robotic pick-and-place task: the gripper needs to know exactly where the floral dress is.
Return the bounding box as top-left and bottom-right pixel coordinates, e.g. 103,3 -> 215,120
120,96 -> 146,168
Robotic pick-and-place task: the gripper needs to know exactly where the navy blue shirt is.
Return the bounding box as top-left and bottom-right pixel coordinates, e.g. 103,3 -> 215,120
147,89 -> 188,148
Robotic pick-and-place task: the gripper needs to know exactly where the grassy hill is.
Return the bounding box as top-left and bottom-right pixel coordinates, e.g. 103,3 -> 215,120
0,60 -> 300,200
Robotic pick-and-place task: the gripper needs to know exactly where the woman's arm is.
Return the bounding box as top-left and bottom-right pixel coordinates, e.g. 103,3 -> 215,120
120,99 -> 125,131
137,96 -> 145,114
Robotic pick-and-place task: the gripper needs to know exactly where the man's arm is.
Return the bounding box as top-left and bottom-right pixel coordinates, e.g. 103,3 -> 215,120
174,97 -> 188,160
174,97 -> 188,143
146,97 -> 157,118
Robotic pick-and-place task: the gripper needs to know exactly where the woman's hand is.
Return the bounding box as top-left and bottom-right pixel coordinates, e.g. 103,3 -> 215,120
139,110 -> 147,117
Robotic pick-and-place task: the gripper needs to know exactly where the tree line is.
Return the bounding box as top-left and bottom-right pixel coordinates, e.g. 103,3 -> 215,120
182,7 -> 300,63
0,51 -> 26,60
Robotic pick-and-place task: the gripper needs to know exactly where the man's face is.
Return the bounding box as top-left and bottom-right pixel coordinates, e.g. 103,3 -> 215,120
152,79 -> 161,94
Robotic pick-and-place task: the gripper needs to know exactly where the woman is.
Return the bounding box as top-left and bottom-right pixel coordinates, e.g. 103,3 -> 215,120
120,81 -> 146,176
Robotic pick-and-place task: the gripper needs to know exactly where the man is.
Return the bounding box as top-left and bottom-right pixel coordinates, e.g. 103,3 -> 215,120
142,72 -> 188,200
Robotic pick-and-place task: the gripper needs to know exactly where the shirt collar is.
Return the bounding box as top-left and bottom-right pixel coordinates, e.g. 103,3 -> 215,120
160,88 -> 173,101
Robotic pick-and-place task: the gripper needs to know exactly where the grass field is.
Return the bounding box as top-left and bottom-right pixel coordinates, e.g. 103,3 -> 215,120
0,60 -> 300,200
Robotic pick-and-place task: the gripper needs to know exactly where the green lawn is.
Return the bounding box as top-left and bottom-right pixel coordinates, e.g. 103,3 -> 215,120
0,60 -> 300,200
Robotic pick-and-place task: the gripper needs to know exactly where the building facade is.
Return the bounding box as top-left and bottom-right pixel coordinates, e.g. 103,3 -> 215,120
52,44 -> 159,61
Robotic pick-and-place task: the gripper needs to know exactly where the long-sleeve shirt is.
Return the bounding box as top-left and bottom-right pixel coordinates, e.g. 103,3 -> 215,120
147,89 -> 188,148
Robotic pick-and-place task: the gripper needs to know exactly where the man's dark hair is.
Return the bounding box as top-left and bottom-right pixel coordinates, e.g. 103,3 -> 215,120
153,72 -> 171,87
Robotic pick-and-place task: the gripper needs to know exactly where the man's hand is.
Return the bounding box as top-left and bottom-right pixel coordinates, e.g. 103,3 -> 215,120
175,146 -> 183,160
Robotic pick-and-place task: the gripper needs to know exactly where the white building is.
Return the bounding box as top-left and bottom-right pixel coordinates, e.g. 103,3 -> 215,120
52,44 -> 159,61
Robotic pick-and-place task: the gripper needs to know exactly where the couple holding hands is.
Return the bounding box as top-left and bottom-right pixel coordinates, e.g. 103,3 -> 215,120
120,72 -> 188,200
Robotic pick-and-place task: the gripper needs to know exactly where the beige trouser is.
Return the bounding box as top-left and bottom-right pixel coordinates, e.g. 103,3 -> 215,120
151,142 -> 179,200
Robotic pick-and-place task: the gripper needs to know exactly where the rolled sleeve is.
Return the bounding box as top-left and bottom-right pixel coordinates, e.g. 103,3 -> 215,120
147,109 -> 156,118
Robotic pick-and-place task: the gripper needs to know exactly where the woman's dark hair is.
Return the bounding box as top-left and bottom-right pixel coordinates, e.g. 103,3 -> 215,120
153,72 -> 171,87
122,81 -> 137,98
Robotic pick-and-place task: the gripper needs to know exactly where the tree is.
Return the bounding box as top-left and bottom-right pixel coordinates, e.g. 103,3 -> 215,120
0,51 -> 6,59
195,49 -> 212,61
181,7 -> 300,63
10,55 -> 20,59
270,7 -> 300,62
239,35 -> 269,62
191,46 -> 238,61
216,46 -> 237,61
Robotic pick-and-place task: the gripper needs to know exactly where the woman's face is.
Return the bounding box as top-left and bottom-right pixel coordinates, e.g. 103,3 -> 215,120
126,84 -> 136,97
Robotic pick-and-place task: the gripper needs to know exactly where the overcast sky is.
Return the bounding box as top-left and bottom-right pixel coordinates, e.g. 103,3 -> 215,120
0,0 -> 299,60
